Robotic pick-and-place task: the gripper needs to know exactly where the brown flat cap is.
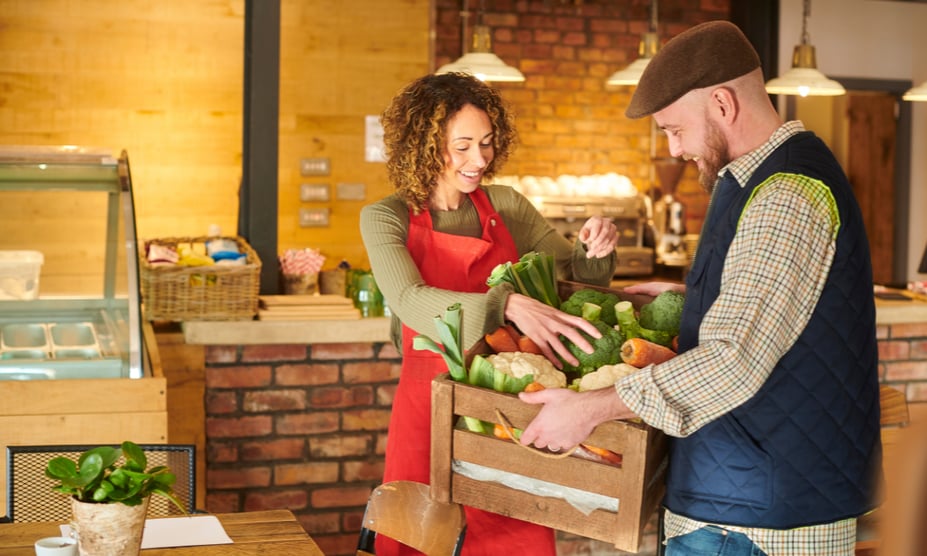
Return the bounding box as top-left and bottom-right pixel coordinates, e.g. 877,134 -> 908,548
626,20 -> 760,119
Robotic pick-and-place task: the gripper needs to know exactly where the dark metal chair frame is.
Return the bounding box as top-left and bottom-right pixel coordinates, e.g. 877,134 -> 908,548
3,443 -> 196,523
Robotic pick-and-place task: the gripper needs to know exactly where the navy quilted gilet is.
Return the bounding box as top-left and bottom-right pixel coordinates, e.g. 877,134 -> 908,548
666,131 -> 882,528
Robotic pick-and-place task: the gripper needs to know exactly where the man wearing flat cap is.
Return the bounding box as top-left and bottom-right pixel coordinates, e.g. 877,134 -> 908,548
520,20 -> 881,556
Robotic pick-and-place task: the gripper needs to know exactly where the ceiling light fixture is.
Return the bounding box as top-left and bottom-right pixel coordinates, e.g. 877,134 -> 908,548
606,0 -> 659,86
903,80 -> 927,102
436,0 -> 525,83
765,0 -> 845,97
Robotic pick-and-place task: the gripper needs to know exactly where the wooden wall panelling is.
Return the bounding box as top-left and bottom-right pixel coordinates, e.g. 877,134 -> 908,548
0,0 -> 245,242
277,0 -> 432,268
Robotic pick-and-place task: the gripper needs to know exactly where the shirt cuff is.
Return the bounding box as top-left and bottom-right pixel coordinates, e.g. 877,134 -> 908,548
615,364 -> 689,437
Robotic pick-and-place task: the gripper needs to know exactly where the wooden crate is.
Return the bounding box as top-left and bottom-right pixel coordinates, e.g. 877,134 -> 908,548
429,280 -> 668,552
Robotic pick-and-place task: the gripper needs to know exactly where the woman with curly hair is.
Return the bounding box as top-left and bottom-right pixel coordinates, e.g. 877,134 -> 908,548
360,72 -> 617,555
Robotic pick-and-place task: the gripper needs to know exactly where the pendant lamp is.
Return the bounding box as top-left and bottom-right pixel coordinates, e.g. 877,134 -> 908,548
903,81 -> 927,102
436,0 -> 524,83
765,0 -> 845,97
607,0 -> 659,86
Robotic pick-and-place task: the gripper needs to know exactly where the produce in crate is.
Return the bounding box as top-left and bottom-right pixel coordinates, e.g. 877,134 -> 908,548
560,288 -> 621,326
486,251 -> 560,307
485,323 -> 544,355
558,319 -> 624,376
484,324 -> 521,353
615,290 -> 685,348
413,304 -> 548,433
484,352 -> 566,389
620,337 -> 677,367
415,304 -> 624,466
576,363 -> 639,392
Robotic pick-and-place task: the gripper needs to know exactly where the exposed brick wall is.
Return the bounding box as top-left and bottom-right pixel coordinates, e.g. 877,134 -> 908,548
434,0 -> 733,236
203,342 -> 401,556
879,323 -> 927,404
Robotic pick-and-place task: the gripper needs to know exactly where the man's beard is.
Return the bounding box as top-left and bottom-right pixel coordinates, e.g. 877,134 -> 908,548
697,118 -> 731,193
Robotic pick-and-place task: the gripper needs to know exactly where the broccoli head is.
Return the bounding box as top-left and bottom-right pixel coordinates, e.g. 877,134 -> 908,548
639,291 -> 686,335
559,319 -> 624,376
560,289 -> 621,326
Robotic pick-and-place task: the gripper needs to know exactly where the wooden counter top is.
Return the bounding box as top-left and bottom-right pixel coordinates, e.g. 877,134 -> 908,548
178,293 -> 927,346
874,296 -> 927,325
183,316 -> 392,345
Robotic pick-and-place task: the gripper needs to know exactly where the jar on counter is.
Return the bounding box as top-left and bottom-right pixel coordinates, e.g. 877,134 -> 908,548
350,270 -> 384,317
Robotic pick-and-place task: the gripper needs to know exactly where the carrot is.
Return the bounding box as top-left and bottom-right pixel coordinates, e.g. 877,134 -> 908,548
517,335 -> 543,355
493,423 -> 515,440
620,337 -> 676,367
577,444 -> 623,466
672,335 -> 679,353
523,381 -> 546,393
503,323 -> 522,340
485,326 -> 520,353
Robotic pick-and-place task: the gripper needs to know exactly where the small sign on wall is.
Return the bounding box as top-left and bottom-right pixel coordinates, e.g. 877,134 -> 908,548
365,115 -> 386,163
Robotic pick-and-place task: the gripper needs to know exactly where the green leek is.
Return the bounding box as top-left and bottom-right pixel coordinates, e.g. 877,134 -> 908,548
485,251 -> 560,307
412,303 -> 466,382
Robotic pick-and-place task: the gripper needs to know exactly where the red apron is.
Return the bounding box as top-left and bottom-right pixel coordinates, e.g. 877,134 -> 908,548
377,188 -> 556,556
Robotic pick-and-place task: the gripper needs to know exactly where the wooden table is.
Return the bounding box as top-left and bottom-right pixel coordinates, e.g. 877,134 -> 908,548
0,509 -> 325,555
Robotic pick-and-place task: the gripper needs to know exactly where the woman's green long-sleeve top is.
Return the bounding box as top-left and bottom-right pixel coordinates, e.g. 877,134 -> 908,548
359,185 -> 617,351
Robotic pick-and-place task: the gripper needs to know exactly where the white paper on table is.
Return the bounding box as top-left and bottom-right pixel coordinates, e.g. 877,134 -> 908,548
60,514 -> 234,549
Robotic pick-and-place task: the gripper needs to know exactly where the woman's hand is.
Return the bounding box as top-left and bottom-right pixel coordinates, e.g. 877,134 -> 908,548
504,293 -> 601,368
623,281 -> 686,296
578,216 -> 618,259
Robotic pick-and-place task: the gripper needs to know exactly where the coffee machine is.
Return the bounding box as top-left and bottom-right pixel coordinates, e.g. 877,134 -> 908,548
501,173 -> 654,277
651,157 -> 689,267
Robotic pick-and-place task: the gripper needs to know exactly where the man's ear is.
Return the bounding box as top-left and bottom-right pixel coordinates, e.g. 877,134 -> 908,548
711,87 -> 738,124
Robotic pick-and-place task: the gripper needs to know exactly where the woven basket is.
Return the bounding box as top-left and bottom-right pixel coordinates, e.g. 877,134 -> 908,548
139,236 -> 261,321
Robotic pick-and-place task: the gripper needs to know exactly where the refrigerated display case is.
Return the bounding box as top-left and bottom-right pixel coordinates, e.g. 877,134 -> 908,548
0,146 -> 146,380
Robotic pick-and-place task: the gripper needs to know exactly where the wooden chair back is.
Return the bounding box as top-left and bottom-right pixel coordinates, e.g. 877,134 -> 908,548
3,444 -> 196,523
356,480 -> 466,556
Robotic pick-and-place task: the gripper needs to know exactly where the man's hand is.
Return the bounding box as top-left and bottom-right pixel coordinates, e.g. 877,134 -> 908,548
517,387 -> 634,452
623,281 -> 686,297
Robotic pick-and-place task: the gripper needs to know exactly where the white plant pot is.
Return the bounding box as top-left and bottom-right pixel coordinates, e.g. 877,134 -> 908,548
70,496 -> 149,556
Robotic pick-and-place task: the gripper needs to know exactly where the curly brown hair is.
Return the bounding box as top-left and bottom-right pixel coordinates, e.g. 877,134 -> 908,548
380,72 -> 518,214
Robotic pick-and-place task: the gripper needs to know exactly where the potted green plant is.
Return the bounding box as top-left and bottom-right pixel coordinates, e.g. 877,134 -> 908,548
44,441 -> 186,556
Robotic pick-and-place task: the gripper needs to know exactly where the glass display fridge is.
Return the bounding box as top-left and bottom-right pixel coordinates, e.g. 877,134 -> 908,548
0,146 -> 147,380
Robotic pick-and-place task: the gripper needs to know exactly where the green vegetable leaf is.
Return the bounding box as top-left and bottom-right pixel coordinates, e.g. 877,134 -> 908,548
412,304 -> 467,382
412,335 -> 465,382
485,252 -> 560,307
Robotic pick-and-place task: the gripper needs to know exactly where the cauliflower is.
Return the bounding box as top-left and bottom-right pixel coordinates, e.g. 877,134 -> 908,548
577,363 -> 639,391
560,289 -> 621,326
486,352 -> 567,389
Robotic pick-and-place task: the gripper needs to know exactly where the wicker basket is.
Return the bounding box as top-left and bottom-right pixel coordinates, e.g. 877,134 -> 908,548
139,236 -> 261,321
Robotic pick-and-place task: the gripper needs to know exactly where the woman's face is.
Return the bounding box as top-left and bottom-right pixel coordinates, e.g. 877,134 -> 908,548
433,103 -> 494,209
